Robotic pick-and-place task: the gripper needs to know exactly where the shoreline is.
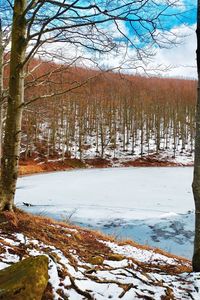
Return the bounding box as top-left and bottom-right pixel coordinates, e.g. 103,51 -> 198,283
19,156 -> 194,176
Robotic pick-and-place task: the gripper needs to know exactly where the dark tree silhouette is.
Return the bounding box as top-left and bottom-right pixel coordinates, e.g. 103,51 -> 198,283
192,0 -> 200,272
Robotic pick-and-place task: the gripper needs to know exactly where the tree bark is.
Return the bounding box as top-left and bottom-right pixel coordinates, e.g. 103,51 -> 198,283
0,0 -> 27,211
0,20 -> 4,167
192,0 -> 200,272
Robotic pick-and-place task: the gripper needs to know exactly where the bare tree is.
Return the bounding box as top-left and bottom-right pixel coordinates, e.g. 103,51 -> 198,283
192,0 -> 200,272
0,0 -> 183,211
0,21 -> 3,163
0,14 -> 10,166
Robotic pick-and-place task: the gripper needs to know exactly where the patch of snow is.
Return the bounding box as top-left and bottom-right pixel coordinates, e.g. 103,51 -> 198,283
75,279 -> 124,299
66,228 -> 78,233
101,241 -> 180,265
67,290 -> 84,300
48,258 -> 61,300
53,249 -> 85,279
2,238 -> 20,246
103,259 -> 130,268
0,262 -> 9,270
29,239 -> 39,245
15,233 -> 26,244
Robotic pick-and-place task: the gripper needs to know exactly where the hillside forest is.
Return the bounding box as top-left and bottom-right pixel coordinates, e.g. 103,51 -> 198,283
3,60 -> 196,164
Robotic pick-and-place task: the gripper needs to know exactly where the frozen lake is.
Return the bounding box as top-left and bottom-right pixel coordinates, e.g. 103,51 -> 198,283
16,167 -> 194,258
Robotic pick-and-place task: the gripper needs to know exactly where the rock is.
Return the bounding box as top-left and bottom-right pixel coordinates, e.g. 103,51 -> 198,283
89,256 -> 104,265
74,233 -> 82,241
108,253 -> 124,261
0,255 -> 48,300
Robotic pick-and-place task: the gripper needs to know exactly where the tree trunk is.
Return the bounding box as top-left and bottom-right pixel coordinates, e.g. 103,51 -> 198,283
192,0 -> 200,272
0,0 -> 27,211
0,20 -> 4,167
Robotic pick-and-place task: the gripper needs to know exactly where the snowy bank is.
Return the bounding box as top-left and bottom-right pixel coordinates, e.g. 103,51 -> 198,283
0,211 -> 199,300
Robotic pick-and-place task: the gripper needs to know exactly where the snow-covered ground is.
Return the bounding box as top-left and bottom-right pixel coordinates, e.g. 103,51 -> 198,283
16,167 -> 194,258
1,228 -> 199,300
33,118 -> 195,165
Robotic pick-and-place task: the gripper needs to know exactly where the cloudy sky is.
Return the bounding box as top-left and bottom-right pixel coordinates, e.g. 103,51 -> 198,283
38,0 -> 197,79
111,1 -> 197,79
142,0 -> 197,78
75,1 -> 197,79
5,0 -> 194,79
152,25 -> 196,79
98,26 -> 196,79
92,0 -> 196,79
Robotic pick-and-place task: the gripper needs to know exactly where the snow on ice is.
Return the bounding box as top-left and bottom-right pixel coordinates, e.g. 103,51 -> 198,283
16,167 -> 194,258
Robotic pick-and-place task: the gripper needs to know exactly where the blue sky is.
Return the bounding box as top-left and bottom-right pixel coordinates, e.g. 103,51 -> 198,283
1,0 -> 197,78
153,0 -> 197,78
83,0 -> 197,78
105,0 -> 197,78
124,0 -> 196,45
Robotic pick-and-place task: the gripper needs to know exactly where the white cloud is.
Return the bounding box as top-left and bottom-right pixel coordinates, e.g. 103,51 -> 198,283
36,23 -> 196,79
154,25 -> 197,78
94,24 -> 197,79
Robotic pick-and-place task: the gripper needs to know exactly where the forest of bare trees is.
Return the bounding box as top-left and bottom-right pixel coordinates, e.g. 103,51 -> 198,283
15,61 -> 196,163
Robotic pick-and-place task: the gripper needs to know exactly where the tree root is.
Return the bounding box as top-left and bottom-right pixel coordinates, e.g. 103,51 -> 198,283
69,276 -> 94,300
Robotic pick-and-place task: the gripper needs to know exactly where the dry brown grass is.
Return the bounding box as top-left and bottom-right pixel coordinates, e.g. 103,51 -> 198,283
0,209 -> 194,300
0,209 -> 191,276
19,164 -> 44,175
19,158 -> 86,176
18,156 -> 191,176
0,210 -> 111,263
122,155 -> 193,167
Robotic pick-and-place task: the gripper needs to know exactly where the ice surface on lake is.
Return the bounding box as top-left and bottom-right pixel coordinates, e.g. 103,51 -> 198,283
16,167 -> 194,258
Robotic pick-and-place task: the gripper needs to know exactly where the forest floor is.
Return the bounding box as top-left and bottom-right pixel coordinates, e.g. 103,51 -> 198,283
19,154 -> 193,176
0,210 -> 199,300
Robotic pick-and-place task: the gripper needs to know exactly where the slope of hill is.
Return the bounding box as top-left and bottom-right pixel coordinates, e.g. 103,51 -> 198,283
0,210 -> 199,300
13,61 -> 196,168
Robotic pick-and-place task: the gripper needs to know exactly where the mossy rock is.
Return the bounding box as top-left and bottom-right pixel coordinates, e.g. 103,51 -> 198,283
108,253 -> 125,261
0,255 -> 48,300
74,233 -> 82,241
89,256 -> 104,265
